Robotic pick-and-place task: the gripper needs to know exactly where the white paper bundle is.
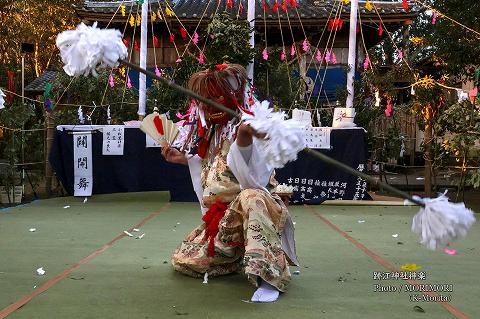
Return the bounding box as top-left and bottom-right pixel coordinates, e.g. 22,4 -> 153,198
140,111 -> 179,147
410,194 -> 476,250
56,22 -> 128,77
242,101 -> 306,168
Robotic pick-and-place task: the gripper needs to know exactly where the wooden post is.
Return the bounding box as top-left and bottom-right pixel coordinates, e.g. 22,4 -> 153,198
45,111 -> 55,197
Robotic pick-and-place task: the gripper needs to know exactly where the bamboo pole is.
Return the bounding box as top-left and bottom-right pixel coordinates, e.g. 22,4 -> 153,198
119,59 -> 425,207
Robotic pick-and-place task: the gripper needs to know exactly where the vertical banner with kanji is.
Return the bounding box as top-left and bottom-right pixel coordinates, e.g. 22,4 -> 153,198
102,125 -> 125,155
73,131 -> 93,196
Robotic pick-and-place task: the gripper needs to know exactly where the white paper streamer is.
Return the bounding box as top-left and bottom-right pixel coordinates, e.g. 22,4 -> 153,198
0,89 -> 5,110
242,101 -> 305,169
409,193 -> 476,250
56,22 -> 128,77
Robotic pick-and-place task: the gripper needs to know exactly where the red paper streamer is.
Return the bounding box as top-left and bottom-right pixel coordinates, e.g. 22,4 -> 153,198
180,27 -> 188,40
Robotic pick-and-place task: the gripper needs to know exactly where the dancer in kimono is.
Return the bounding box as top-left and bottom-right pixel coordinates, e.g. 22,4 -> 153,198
161,64 -> 298,302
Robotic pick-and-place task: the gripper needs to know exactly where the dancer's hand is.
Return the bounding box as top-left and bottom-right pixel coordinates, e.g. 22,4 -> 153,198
236,122 -> 266,147
161,144 -> 188,165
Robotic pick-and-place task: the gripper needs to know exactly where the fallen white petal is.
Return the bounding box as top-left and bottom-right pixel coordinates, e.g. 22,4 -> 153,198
29,228 -> 36,232
83,197 -> 88,203
133,228 -> 140,232
136,233 -> 145,239
36,267 -> 46,275
392,234 -> 399,238
358,220 -> 366,223
202,272 -> 208,284
176,222 -> 181,225
63,205 -> 71,209
123,231 -> 133,237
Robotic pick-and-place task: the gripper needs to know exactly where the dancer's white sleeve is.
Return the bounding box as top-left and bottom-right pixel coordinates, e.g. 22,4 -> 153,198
227,139 -> 273,191
187,155 -> 208,215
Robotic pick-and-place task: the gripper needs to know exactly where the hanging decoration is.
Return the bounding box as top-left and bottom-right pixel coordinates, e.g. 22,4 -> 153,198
402,0 -> 408,10
281,49 -> 286,61
398,49 -> 404,61
226,0 -> 233,9
290,45 -> 296,57
198,51 -> 205,65
363,55 -> 370,70
121,5 -> 126,16
169,33 -> 175,43
165,7 -> 175,17
262,48 -> 269,60
325,49 -> 331,63
127,75 -> 132,89
272,0 -> 279,13
192,32 -> 199,45
134,40 -> 140,51
282,0 -> 288,12
263,0 -> 269,12
129,15 -> 135,27
316,50 -> 322,62
432,11 -> 438,24
78,106 -> 85,124
151,12 -> 157,22
136,14 -> 141,26
239,2 -> 244,14
155,66 -> 162,77
109,74 -> 115,88
157,9 -> 163,20
153,35 -> 159,48
331,51 -> 337,64
385,96 -> 393,118
302,39 -> 309,52
0,89 -> 6,110
288,0 -> 297,7
122,38 -> 129,48
378,24 -> 383,37
180,27 -> 188,40
365,1 -> 373,11
328,18 -> 343,31
107,105 -> 111,124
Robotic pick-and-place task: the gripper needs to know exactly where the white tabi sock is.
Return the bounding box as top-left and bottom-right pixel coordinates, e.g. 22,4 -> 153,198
251,280 -> 280,302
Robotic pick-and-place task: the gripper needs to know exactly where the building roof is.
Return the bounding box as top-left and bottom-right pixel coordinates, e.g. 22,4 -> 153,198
24,70 -> 57,94
74,0 -> 420,25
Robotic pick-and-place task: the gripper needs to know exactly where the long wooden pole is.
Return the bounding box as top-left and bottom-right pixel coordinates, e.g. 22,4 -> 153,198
119,58 -> 425,207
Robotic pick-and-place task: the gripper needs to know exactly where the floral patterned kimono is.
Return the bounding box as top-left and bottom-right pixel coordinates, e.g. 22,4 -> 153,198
172,136 -> 297,292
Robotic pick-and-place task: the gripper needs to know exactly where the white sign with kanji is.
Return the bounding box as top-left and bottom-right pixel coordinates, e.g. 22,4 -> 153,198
73,131 -> 93,196
102,125 -> 125,155
303,127 -> 331,149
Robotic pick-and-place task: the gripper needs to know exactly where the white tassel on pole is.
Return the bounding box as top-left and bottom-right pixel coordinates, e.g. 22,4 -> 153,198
56,23 -> 128,77
242,101 -> 305,168
407,193 -> 476,250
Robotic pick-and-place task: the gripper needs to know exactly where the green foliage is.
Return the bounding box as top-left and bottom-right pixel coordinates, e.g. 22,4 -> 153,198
467,169 -> 480,189
205,13 -> 256,66
52,70 -> 138,124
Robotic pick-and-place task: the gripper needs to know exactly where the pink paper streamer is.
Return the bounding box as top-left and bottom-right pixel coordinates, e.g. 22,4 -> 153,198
325,49 -> 331,63
302,39 -> 309,52
154,66 -> 162,77
262,48 -> 269,60
108,74 -> 115,88
192,32 -> 199,45
363,56 -> 370,70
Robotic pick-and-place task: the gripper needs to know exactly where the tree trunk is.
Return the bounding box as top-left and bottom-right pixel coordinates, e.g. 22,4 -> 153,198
424,123 -> 433,197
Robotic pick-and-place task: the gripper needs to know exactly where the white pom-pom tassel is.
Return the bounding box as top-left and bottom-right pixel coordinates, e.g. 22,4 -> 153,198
56,23 -> 128,77
410,193 -> 476,250
242,101 -> 306,168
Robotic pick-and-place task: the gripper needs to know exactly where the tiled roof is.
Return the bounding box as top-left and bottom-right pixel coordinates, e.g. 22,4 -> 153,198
24,70 -> 57,93
75,0 -> 419,22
